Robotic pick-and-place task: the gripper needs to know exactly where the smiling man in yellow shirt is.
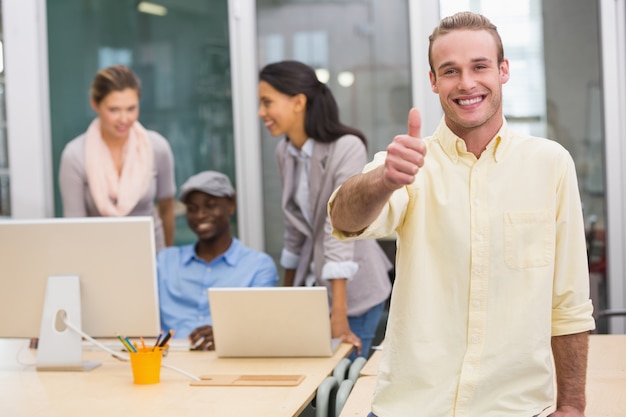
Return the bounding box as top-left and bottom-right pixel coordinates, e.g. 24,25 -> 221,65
329,11 -> 595,417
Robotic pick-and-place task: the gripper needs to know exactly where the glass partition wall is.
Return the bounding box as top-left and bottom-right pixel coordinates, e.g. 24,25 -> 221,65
441,0 -> 607,332
254,0 -> 625,332
1,0 -> 624,332
438,0 -> 611,331
46,0 -> 234,245
256,0 -> 412,266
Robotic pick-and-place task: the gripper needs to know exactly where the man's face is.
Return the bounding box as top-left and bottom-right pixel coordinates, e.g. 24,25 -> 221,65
429,29 -> 509,138
184,191 -> 234,242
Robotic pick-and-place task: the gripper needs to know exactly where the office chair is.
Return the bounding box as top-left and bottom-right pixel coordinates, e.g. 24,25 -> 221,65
332,358 -> 352,383
334,358 -> 368,417
314,376 -> 339,417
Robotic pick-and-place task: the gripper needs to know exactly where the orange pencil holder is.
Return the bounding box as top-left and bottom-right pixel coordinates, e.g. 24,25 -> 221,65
129,347 -> 165,384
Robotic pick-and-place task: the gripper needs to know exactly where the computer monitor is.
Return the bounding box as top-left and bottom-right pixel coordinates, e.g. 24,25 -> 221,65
0,216 -> 160,371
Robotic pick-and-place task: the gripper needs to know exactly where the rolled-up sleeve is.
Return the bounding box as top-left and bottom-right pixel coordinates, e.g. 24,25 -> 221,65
551,153 -> 596,335
329,151 -> 409,242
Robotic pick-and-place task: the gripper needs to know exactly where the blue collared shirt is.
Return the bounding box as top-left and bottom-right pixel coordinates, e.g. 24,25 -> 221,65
157,238 -> 279,339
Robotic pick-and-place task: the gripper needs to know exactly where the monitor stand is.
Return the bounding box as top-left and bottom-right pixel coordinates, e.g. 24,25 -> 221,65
36,275 -> 101,372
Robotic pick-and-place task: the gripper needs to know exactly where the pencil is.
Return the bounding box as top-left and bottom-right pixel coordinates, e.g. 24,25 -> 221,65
124,336 -> 137,352
158,329 -> 175,347
117,334 -> 132,352
140,337 -> 146,350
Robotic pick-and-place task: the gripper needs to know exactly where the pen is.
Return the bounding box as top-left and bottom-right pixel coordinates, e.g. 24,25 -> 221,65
159,329 -> 175,347
152,331 -> 164,351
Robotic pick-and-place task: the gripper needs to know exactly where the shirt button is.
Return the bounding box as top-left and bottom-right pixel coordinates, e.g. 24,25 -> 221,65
472,334 -> 480,343
474,300 -> 481,307
476,234 -> 483,241
474,199 -> 480,206
198,316 -> 204,320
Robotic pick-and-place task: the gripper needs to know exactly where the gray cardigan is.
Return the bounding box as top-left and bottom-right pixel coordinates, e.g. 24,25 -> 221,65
276,134 -> 392,316
58,130 -> 176,252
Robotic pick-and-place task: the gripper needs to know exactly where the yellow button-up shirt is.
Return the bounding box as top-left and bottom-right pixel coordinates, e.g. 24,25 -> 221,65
330,118 -> 595,417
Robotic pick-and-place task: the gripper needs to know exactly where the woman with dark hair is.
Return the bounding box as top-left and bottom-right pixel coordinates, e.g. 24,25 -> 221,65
59,65 -> 176,252
258,60 -> 392,358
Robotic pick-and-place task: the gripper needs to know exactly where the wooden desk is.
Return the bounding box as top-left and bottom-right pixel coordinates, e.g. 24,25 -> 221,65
339,376 -> 377,417
339,335 -> 626,417
586,334 -> 626,416
0,339 -> 352,417
360,349 -> 381,376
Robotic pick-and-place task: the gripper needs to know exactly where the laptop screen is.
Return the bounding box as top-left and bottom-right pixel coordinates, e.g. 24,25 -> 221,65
208,287 -> 340,357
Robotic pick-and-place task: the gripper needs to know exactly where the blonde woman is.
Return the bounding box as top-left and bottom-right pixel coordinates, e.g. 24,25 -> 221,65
59,65 -> 176,251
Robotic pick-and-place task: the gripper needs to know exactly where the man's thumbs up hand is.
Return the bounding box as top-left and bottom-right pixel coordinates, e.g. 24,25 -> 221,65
382,108 -> 427,190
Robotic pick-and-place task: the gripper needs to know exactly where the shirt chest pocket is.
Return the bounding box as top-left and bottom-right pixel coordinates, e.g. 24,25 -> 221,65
504,210 -> 554,269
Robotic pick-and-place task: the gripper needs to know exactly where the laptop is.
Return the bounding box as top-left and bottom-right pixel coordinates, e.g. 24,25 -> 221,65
208,287 -> 342,357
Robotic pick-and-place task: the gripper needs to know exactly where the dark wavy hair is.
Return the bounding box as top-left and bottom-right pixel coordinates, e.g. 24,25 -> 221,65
259,60 -> 367,146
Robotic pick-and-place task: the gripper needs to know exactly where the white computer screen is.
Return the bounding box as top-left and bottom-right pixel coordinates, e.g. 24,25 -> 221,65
0,216 -> 160,339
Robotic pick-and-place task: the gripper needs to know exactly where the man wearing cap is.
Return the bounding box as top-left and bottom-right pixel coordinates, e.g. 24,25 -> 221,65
157,170 -> 279,350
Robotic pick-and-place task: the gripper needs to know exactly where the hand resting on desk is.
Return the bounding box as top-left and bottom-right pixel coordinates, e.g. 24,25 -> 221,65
189,325 -> 215,351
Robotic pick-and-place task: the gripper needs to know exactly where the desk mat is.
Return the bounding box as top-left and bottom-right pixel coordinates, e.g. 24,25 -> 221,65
190,374 -> 305,387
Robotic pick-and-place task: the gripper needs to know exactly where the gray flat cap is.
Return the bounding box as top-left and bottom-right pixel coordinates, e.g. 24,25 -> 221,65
179,171 -> 235,202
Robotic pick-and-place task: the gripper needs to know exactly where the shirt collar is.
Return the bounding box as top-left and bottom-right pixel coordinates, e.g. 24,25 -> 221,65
287,139 -> 314,159
434,116 -> 509,163
181,238 -> 242,267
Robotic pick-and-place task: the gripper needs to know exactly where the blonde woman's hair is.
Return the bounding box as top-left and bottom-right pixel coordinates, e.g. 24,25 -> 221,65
90,65 -> 141,104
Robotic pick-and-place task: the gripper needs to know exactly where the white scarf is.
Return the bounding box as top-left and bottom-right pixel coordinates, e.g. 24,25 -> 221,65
84,118 -> 153,216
